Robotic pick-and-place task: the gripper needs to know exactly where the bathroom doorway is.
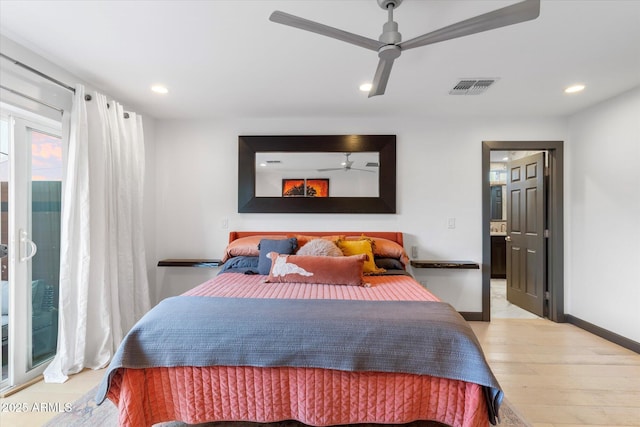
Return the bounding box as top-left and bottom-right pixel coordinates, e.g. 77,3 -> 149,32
481,141 -> 565,322
489,150 -> 543,319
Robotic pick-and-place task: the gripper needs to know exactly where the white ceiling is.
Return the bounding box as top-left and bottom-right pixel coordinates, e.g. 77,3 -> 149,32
1,0 -> 639,120
256,151 -> 379,172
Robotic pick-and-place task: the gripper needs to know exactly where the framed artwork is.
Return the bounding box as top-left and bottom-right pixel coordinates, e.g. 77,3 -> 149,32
281,179 -> 306,197
306,179 -> 329,197
282,178 -> 329,197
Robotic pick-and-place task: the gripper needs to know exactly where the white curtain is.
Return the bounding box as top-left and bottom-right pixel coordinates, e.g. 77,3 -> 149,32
44,84 -> 150,383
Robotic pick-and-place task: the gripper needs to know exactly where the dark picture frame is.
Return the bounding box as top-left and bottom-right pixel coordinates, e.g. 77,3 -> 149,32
238,135 -> 396,214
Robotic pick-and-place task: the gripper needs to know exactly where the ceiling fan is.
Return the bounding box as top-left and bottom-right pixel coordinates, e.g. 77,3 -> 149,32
270,0 -> 540,98
318,153 -> 376,173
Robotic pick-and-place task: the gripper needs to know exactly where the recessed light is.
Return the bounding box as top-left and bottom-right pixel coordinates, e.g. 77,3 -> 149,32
359,83 -> 372,92
564,84 -> 585,94
151,85 -> 169,94
502,157 -> 508,161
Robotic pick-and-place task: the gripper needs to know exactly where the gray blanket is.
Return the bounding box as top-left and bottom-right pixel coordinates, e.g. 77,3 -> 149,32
96,296 -> 502,423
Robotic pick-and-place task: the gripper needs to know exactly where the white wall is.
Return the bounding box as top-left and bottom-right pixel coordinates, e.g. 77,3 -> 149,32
153,116 -> 567,308
566,87 -> 640,342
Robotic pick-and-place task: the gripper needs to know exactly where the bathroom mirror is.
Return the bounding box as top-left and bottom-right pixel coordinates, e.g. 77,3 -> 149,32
490,185 -> 506,220
238,135 -> 396,213
490,153 -> 508,220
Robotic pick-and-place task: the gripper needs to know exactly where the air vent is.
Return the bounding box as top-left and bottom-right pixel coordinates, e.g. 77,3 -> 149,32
365,162 -> 379,167
265,160 -> 281,164
449,78 -> 498,95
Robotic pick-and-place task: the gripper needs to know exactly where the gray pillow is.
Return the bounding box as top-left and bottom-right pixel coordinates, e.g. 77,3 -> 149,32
219,256 -> 259,274
374,257 -> 404,270
297,239 -> 343,257
257,238 -> 298,275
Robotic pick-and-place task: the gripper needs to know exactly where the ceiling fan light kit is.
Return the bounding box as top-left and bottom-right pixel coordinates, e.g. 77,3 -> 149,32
269,0 -> 540,98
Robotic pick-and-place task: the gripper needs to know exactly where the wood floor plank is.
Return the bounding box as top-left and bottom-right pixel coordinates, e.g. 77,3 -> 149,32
516,404 -> 640,425
506,388 -> 640,407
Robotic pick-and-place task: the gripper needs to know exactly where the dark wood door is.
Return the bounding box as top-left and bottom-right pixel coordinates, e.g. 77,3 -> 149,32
506,152 -> 546,317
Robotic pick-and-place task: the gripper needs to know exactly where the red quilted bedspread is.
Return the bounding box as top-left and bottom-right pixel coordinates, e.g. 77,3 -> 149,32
105,273 -> 490,427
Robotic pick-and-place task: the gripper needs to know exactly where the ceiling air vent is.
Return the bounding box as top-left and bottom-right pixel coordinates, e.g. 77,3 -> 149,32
365,162 -> 379,167
265,160 -> 282,164
449,78 -> 498,95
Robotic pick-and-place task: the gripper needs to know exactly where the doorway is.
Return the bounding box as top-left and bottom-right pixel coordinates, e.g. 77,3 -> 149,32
481,141 -> 564,322
490,151 -> 545,319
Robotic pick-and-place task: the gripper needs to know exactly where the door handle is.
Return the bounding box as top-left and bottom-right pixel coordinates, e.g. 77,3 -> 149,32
505,235 -> 512,242
19,229 -> 38,262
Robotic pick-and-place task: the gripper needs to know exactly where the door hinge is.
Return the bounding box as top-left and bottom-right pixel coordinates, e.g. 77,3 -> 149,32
545,291 -> 551,300
544,229 -> 550,238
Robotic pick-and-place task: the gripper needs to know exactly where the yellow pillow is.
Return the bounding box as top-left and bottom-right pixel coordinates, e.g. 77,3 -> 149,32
337,239 -> 385,275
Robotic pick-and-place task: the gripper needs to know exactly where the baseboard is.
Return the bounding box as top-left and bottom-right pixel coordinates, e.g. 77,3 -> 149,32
460,311 -> 483,321
565,314 -> 640,354
0,374 -> 43,397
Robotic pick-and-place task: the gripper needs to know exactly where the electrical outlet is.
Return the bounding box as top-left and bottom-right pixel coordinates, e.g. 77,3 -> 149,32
447,217 -> 456,229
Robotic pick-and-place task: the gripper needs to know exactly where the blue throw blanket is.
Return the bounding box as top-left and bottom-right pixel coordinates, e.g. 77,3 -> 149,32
96,296 -> 503,424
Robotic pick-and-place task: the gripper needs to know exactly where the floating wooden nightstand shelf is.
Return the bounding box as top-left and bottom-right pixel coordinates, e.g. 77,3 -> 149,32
157,259 -> 222,268
410,260 -> 479,269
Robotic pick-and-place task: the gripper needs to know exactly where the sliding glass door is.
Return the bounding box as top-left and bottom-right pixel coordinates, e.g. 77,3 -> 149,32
0,107 -> 62,390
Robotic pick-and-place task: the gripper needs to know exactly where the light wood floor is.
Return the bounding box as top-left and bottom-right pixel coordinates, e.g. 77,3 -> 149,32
470,319 -> 640,427
1,318 -> 639,427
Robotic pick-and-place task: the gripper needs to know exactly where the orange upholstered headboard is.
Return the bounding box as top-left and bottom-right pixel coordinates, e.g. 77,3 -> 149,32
228,231 -> 404,247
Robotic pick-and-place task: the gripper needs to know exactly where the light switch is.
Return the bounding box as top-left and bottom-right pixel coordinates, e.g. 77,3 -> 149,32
411,245 -> 418,258
447,218 -> 456,229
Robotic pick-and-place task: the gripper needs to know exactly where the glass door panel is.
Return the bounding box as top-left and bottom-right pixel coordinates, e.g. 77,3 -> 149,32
29,129 -> 61,367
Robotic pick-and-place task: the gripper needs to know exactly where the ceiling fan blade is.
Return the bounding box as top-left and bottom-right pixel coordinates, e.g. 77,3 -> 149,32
270,11 -> 384,51
317,168 -> 343,172
399,0 -> 540,51
368,57 -> 395,98
351,168 -> 377,173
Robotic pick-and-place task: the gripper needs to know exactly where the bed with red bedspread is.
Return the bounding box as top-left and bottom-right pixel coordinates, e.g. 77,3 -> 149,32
96,231 -> 502,427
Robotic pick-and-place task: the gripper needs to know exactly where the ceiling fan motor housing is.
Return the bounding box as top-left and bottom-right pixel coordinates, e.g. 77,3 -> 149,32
380,20 -> 401,45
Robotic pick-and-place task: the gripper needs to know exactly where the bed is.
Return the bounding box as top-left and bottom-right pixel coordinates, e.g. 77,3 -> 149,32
96,231 -> 502,427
